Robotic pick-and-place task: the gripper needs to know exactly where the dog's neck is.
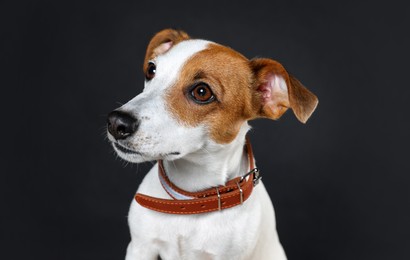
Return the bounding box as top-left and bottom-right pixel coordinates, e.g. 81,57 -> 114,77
163,123 -> 251,192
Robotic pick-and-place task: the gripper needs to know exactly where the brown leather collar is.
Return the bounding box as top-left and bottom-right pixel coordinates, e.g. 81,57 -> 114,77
135,138 -> 261,214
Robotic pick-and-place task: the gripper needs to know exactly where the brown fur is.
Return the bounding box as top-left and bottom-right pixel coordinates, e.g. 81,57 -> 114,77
166,44 -> 256,144
250,58 -> 318,123
145,29 -> 318,143
288,75 -> 318,123
143,29 -> 190,73
249,58 -> 291,120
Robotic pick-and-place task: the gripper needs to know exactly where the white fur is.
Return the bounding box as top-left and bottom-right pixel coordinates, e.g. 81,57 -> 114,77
108,40 -> 287,259
109,40 -> 211,163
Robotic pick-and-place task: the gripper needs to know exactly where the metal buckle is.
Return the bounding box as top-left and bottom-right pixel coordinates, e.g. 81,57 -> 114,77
236,181 -> 243,204
253,168 -> 261,186
215,187 -> 221,211
240,167 -> 261,187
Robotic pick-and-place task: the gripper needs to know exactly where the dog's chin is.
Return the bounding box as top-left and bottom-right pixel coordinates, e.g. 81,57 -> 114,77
112,142 -> 182,163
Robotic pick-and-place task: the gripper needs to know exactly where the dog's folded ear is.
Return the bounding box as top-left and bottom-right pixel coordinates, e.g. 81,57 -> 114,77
250,58 -> 318,123
144,29 -> 190,70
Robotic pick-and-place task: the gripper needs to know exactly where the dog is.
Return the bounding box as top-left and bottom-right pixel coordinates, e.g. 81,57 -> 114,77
107,29 -> 318,260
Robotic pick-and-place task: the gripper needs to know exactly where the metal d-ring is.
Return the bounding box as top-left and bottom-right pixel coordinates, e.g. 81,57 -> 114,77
240,167 -> 260,184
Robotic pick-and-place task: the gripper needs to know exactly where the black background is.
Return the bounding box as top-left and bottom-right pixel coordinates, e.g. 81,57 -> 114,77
2,0 -> 409,259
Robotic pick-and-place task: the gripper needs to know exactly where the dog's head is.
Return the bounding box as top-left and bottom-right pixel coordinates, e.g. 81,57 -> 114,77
107,29 -> 318,163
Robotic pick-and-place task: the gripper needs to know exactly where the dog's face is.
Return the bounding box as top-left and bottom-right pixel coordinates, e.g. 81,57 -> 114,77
107,29 -> 318,163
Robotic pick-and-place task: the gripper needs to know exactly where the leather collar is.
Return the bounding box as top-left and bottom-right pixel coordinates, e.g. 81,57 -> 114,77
135,138 -> 261,214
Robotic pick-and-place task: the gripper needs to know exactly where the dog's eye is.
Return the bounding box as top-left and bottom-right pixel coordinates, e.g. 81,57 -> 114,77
190,83 -> 215,104
146,62 -> 156,80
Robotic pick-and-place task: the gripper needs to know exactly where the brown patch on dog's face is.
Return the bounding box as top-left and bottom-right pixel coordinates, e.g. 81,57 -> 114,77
166,44 -> 258,144
165,43 -> 318,144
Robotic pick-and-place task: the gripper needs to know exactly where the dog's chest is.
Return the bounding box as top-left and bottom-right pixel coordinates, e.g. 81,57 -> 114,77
128,198 -> 261,259
127,166 -> 263,259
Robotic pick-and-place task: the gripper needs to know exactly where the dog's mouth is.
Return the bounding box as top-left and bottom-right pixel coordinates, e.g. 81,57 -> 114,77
113,142 -> 181,158
114,143 -> 141,155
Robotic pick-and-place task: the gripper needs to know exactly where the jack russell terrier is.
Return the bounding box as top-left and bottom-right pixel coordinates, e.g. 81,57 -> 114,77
107,29 -> 318,260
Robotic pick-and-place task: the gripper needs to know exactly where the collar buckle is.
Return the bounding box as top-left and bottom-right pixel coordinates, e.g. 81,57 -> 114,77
240,167 -> 262,187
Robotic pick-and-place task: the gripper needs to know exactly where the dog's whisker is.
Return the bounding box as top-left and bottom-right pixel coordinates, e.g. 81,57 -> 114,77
147,157 -> 155,166
135,161 -> 139,174
123,161 -> 129,168
200,147 -> 212,158
171,159 -> 178,172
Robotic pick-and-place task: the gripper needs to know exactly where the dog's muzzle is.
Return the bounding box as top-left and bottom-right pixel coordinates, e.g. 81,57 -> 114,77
107,110 -> 139,140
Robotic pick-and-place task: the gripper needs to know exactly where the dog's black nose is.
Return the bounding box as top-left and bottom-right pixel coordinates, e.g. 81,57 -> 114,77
107,110 -> 139,140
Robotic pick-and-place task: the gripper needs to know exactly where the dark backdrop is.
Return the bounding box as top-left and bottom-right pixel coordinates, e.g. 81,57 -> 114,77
2,0 -> 409,259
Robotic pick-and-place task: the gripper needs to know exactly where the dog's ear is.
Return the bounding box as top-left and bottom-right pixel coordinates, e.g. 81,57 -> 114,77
144,29 -> 190,70
250,58 -> 318,123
